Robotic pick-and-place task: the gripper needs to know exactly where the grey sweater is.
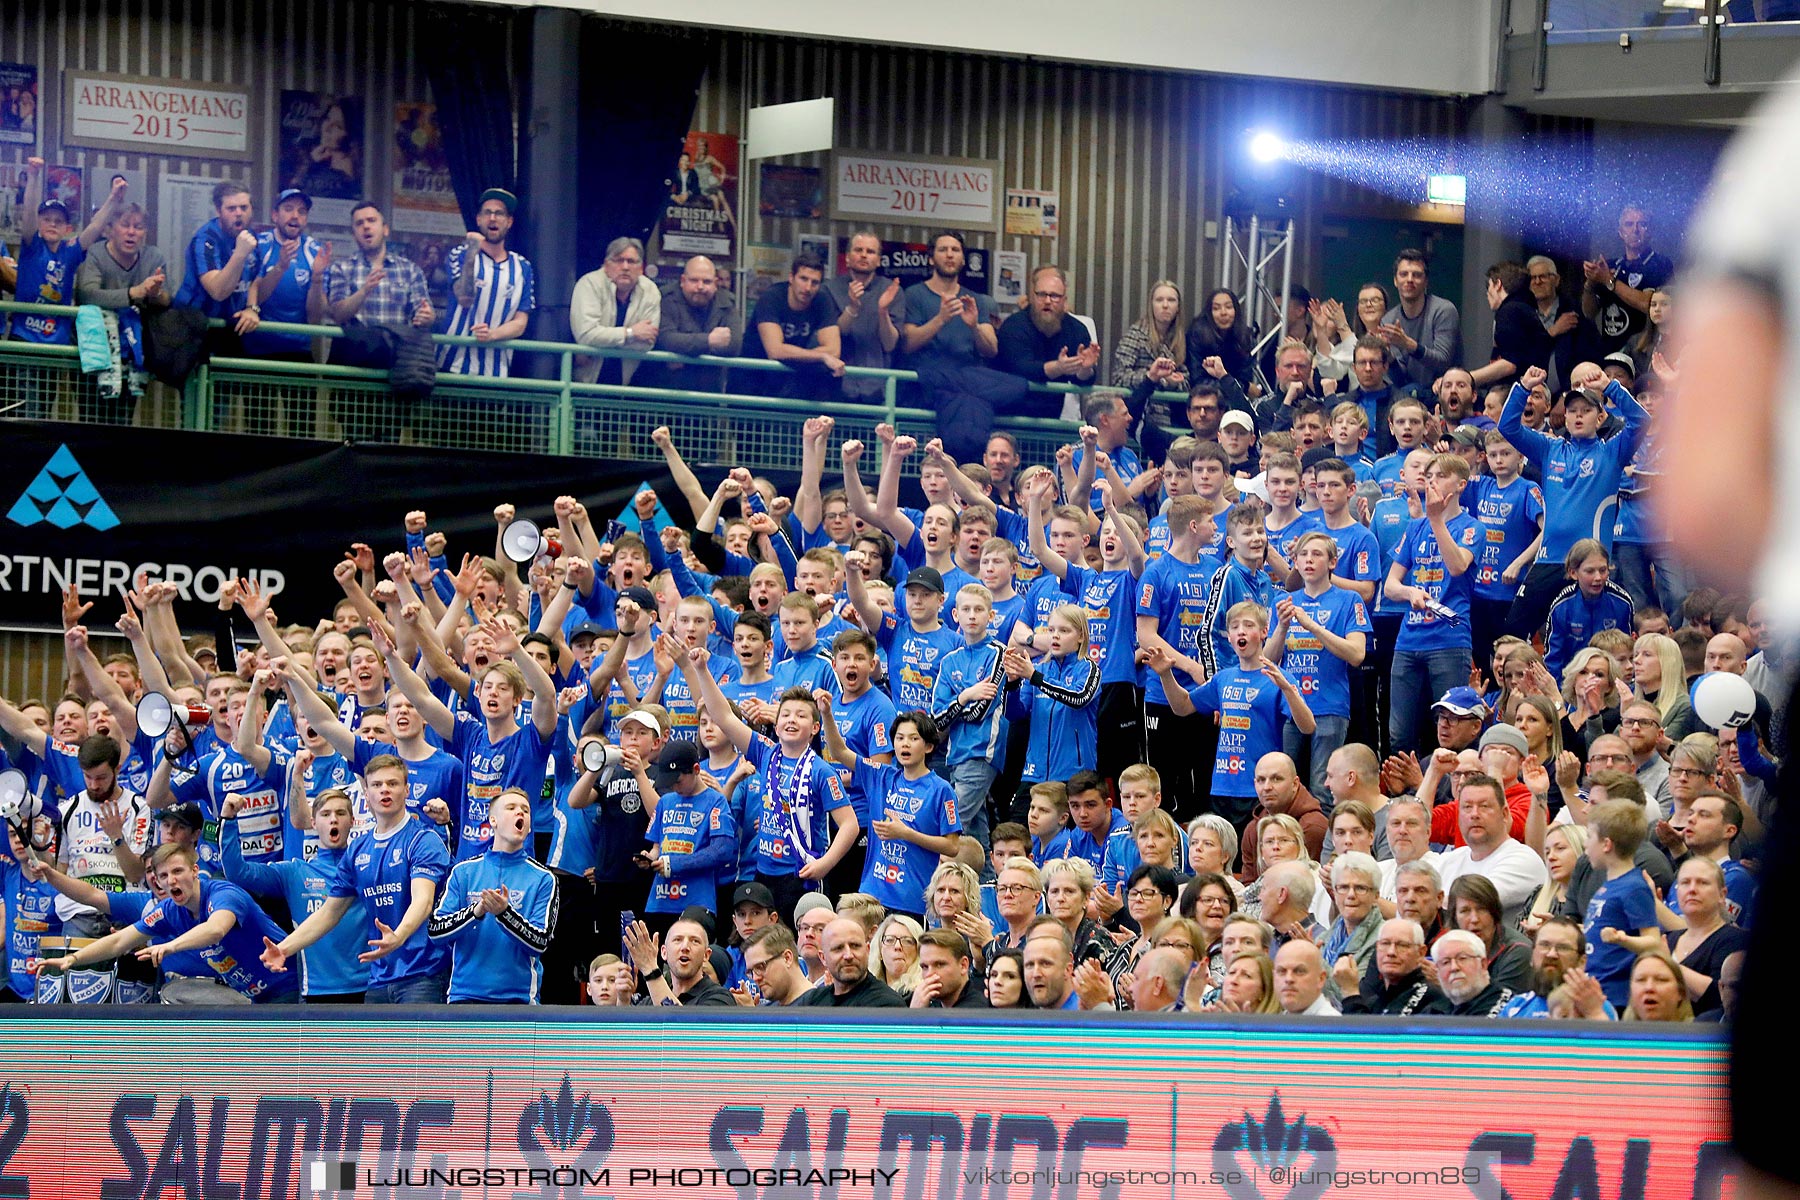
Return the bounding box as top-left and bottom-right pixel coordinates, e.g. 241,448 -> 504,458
75,241 -> 172,311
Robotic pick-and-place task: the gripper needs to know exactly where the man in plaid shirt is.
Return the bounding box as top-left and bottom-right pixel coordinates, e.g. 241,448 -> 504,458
324,200 -> 434,329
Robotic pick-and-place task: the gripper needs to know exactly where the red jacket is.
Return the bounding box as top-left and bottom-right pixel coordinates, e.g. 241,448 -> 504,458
1240,786 -> 1328,884
1429,780 -> 1531,848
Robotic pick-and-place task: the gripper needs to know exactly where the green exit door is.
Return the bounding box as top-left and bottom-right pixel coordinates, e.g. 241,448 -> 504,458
1318,216 -> 1463,317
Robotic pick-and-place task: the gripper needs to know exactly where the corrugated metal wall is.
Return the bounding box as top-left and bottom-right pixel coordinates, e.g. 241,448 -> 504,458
689,28 -> 1474,375
0,0 -> 472,232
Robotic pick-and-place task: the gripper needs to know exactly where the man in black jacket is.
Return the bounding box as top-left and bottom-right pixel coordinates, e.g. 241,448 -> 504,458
638,255 -> 739,393
1432,929 -> 1514,1017
794,917 -> 904,1007
1338,917 -> 1449,1015
910,929 -> 987,1008
626,917 -> 736,1006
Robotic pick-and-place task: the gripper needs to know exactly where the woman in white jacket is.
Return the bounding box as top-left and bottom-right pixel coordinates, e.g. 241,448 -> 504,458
570,236 -> 662,384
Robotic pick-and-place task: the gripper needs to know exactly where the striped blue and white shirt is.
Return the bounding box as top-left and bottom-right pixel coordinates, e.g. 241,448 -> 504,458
439,242 -> 536,377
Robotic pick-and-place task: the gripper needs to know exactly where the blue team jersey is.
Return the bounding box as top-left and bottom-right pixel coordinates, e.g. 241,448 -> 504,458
241,233 -> 324,354
349,739 -> 464,840
1099,818 -> 1190,890
1317,518 -> 1382,595
1393,513 -> 1481,653
744,735 -> 849,877
430,847 -> 558,1003
645,787 -> 735,913
1370,496 -> 1415,616
598,649 -> 660,742
1614,432 -> 1665,546
134,878 -> 298,1002
875,614 -> 963,713
1136,551 -> 1221,706
1187,664 -> 1295,798
829,688 -> 897,824
263,748 -> 357,863
1060,809 -> 1128,875
1371,452 -> 1415,498
1583,871 -> 1659,1008
203,746 -> 292,866
0,855 -> 59,998
449,712 -> 552,862
12,233 -> 86,342
1071,445 -> 1141,515
222,830 -> 369,997
1272,586 -> 1372,719
1143,515 -> 1172,561
661,651 -> 741,742
174,217 -> 258,318
1469,475 -> 1546,601
440,245 -> 537,377
719,674 -> 782,713
1199,557 -> 1277,676
770,647 -> 837,695
930,640 -> 1009,767
1061,564 -> 1142,686
1267,511 -> 1321,565
330,816 -> 451,987
1033,829 -> 1074,865
854,758 -> 961,914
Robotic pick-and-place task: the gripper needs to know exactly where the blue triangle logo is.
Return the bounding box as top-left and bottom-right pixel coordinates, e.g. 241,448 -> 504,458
8,445 -> 119,531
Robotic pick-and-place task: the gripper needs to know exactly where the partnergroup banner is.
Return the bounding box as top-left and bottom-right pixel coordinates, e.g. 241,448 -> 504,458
0,1012 -> 1735,1199
0,422 -> 663,629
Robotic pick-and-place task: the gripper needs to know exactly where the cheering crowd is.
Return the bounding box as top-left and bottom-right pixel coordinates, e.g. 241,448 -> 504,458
1,169 -> 1779,1021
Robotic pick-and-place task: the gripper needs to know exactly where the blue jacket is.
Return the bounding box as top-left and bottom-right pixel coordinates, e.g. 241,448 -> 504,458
1543,582 -> 1635,679
1006,652 -> 1099,785
930,640 -> 1009,767
1499,378 -> 1647,560
428,846 -> 558,1003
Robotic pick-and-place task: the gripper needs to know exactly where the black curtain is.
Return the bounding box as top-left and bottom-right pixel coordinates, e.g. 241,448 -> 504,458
575,23 -> 714,274
416,2 -> 522,230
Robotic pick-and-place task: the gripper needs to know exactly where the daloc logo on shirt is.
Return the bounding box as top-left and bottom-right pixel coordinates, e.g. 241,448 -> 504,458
7,444 -> 120,530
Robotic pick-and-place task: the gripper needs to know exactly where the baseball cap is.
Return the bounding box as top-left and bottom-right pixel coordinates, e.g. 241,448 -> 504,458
275,187 -> 312,210
1431,687 -> 1488,719
678,904 -> 717,943
618,584 -> 657,613
36,199 -> 70,220
793,892 -> 834,927
1219,411 -> 1255,434
1448,426 -> 1485,450
1601,351 -> 1637,377
567,619 -> 607,644
479,187 -> 518,214
1300,445 -> 1337,473
619,708 -> 663,736
1235,473 -> 1270,504
651,738 -> 702,791
159,802 -> 205,831
1562,388 -> 1605,411
732,882 -> 776,912
1478,723 -> 1529,757
706,944 -> 733,985
902,566 -> 945,594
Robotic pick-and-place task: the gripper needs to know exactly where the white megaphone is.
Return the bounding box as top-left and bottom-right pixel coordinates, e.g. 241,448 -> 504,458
136,693 -> 213,739
0,768 -> 43,847
581,741 -> 624,774
500,517 -> 546,565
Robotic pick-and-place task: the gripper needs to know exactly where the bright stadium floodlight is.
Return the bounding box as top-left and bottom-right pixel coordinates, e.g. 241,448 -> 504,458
1248,130 -> 1286,165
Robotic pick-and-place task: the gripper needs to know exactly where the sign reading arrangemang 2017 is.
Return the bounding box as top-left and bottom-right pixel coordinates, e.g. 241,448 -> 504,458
0,1010 -> 1735,1199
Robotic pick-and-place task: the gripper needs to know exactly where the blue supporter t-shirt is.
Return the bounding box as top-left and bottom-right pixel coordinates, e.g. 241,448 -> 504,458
1186,664 -> 1294,798
1392,513 -> 1481,653
1583,870 -> 1659,1008
1271,586 -> 1372,720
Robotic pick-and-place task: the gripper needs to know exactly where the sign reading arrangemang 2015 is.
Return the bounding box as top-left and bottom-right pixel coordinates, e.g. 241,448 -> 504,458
0,1011 -> 1735,1199
0,422 -> 657,630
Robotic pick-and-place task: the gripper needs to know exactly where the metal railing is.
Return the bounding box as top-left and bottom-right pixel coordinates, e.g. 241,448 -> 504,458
0,300 -> 1188,474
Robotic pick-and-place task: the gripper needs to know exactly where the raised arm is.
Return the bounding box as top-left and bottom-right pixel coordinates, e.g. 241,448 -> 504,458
232,670 -> 277,776
679,643 -> 753,752
794,417 -> 830,538
870,431 -> 919,545
1102,480 -> 1148,577
649,426 -> 714,522
372,621 -> 457,739
1024,475 -> 1071,581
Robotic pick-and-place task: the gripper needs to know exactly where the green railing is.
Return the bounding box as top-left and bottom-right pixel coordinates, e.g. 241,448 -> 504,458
0,301 -> 1186,474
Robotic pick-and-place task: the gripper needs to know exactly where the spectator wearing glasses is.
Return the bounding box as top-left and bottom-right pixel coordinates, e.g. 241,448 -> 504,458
1102,865 -> 1181,1007
1321,851 -> 1383,981
1498,915 -> 1615,1019
1448,873 -> 1533,994
1338,917 -> 1449,1015
1432,929 -> 1514,1017
984,856 -> 1043,966
996,265 -> 1099,386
